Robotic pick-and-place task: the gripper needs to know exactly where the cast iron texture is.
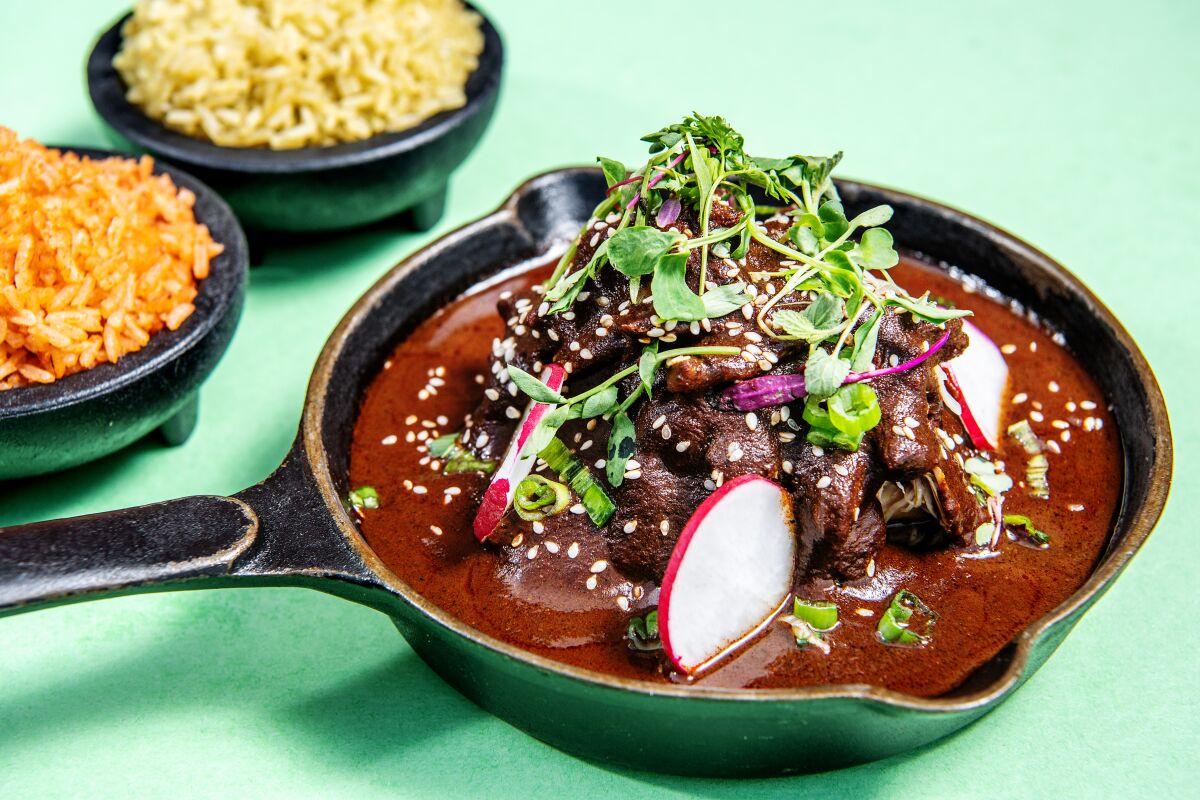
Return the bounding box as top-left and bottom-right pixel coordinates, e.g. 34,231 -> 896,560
0,146 -> 247,480
0,169 -> 1172,776
86,7 -> 503,233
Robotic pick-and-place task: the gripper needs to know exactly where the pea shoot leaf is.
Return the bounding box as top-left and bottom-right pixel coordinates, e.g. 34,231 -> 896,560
849,227 -> 900,270
650,251 -> 706,321
597,156 -> 627,188
606,411 -> 637,487
700,282 -> 751,318
607,226 -> 682,277
519,405 -> 572,461
849,204 -> 893,230
818,200 -> 849,241
850,309 -> 883,372
888,292 -> 972,323
506,365 -> 567,404
638,342 -> 659,397
580,385 -> 619,418
804,349 -> 852,400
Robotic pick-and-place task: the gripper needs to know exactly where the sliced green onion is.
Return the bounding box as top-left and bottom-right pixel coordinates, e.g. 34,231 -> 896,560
428,433 -> 459,459
876,590 -> 936,646
539,437 -> 617,526
964,456 -> 1013,497
793,598 -> 839,631
513,475 -> 570,521
1006,420 -> 1044,455
347,486 -> 379,511
428,431 -> 497,474
627,610 -> 661,651
1026,453 -> 1050,499
1004,513 -> 1050,546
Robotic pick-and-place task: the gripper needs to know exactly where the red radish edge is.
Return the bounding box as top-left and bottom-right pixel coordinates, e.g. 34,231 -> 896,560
472,364 -> 566,542
659,475 -> 796,675
939,364 -> 996,451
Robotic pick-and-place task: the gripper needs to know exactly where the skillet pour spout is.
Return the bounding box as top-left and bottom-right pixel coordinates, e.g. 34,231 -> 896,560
0,169 -> 1172,777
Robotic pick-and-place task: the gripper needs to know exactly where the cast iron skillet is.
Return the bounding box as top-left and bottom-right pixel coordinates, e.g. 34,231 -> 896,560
0,146 -> 247,480
0,169 -> 1171,776
86,6 -> 503,233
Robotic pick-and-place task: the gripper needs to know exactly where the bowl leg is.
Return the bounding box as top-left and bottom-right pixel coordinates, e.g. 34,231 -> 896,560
405,182 -> 448,232
158,392 -> 199,446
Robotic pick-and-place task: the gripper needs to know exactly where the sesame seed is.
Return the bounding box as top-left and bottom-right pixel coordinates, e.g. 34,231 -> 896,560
652,415 -> 667,429
834,464 -> 850,477
782,460 -> 794,474
1052,419 -> 1070,430
445,486 -> 461,496
1083,417 -> 1097,431
1066,401 -> 1078,412
623,521 -> 638,533
580,348 -> 594,360
570,503 -> 586,515
430,525 -> 443,536
595,459 -> 606,469
586,575 -> 598,590
703,478 -> 716,491
661,424 -> 672,440
616,596 -> 631,611
866,559 -> 876,577
660,519 -> 670,534
811,445 -> 823,457
1030,411 -> 1045,423
779,431 -> 796,443
904,416 -> 920,429
418,390 -> 429,400
903,427 -> 916,441
527,545 -> 539,559
1001,344 -> 1017,354
746,412 -> 759,431
1047,440 -> 1062,454
590,560 -> 608,574
1069,503 -> 1085,512
476,432 -> 490,447
545,542 -> 560,554
626,459 -> 642,470
381,434 -> 398,445
624,469 -> 643,479
580,440 -> 593,451
856,608 -> 875,618
1030,341 -> 1038,352
567,542 -> 580,559
1061,430 -> 1071,442
676,440 -> 692,452
816,476 -> 833,489
413,485 -> 428,495
1012,392 -> 1028,404
1048,381 -> 1060,393
532,520 -> 545,534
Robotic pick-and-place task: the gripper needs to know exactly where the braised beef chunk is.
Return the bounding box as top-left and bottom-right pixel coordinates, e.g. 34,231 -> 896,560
462,192 -> 995,588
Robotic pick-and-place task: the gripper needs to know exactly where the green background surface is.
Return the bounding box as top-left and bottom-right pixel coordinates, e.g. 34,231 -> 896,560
1,0 -> 1195,796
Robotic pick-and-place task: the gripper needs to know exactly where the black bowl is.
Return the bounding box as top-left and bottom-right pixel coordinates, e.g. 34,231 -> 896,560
0,146 -> 248,480
85,7 -> 504,233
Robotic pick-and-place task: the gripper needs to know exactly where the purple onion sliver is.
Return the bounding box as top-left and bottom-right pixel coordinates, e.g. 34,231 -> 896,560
721,329 -> 954,412
657,197 -> 682,226
627,151 -> 688,210
605,174 -> 643,196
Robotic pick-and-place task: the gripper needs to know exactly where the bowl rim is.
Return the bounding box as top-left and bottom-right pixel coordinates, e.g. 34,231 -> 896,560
85,5 -> 504,175
0,144 -> 248,420
302,167 -> 1173,711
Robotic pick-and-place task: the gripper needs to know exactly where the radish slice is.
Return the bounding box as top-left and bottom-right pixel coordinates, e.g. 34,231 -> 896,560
473,364 -> 566,542
937,321 -> 1009,450
659,475 -> 797,675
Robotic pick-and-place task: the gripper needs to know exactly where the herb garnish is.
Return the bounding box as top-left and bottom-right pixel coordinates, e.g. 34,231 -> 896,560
876,590 -> 936,646
627,610 -> 662,651
347,486 -> 379,511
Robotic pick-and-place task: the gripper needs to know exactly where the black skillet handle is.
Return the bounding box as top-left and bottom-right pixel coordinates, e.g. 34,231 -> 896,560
0,495 -> 257,617
0,448 -> 392,619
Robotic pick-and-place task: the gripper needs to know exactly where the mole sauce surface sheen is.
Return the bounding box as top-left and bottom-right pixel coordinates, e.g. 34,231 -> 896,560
350,255 -> 1122,696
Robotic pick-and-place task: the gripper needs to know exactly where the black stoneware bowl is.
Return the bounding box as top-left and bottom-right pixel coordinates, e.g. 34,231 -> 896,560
0,146 -> 247,480
0,169 -> 1171,775
86,8 -> 503,234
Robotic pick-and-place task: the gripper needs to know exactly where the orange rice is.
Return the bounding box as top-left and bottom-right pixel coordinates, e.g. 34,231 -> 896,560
0,128 -> 222,390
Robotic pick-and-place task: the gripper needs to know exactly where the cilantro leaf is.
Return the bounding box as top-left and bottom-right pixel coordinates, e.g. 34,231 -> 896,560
804,349 -> 852,399
772,292 -> 846,343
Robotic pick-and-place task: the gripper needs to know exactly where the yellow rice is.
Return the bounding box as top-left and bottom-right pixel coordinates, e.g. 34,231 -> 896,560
0,128 -> 222,390
113,0 -> 485,149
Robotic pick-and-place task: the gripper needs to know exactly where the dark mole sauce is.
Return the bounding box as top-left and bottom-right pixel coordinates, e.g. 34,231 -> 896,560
350,255 -> 1122,696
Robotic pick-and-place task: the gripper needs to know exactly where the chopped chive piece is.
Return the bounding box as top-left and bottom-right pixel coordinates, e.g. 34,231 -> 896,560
627,610 -> 661,651
347,486 -> 379,511
428,433 -> 459,459
1004,513 -> 1050,546
792,598 -> 838,631
539,437 -> 617,526
513,475 -> 571,521
876,590 -> 936,646
1025,453 -> 1050,499
1006,420 -> 1044,455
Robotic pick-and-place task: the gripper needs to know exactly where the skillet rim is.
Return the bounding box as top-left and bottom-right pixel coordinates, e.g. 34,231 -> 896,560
300,167 -> 1172,710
